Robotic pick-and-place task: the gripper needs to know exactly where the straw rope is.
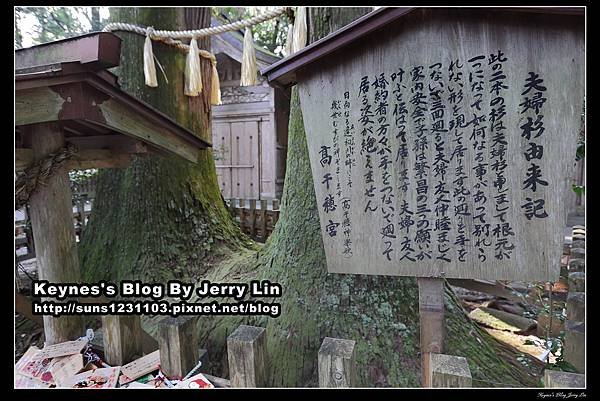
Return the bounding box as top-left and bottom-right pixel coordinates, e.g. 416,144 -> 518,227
15,144 -> 78,210
102,7 -> 288,40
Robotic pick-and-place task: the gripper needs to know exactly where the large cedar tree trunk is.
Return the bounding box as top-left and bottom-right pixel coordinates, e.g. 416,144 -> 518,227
79,7 -> 251,283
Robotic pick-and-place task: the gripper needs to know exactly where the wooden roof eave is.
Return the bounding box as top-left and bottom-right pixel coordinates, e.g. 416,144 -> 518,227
260,6 -> 585,89
16,67 -> 210,164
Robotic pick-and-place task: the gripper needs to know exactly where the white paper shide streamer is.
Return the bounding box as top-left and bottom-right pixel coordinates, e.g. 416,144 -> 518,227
291,6 -> 307,53
240,27 -> 258,86
210,59 -> 222,105
283,23 -> 294,56
184,37 -> 203,96
143,28 -> 158,87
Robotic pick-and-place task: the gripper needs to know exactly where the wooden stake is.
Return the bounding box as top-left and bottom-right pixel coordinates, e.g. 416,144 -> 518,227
428,353 -> 472,387
227,325 -> 266,387
544,370 -> 585,387
417,277 -> 445,387
249,199 -> 256,238
260,200 -> 267,240
102,314 -> 144,365
23,123 -> 84,344
318,337 -> 356,387
158,316 -> 199,379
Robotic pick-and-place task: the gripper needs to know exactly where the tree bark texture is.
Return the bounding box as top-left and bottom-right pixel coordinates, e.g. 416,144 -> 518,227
79,7 -> 251,284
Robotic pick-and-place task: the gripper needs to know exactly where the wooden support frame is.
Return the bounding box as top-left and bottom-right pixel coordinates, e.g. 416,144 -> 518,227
21,123 -> 84,344
16,148 -> 134,171
15,83 -> 203,163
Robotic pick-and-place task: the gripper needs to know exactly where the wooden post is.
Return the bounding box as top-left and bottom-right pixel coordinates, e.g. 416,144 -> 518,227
260,199 -> 267,240
428,353 -> 472,388
237,198 -> 244,226
101,314 -> 144,365
417,277 -> 445,387
566,292 -> 585,322
249,199 -> 257,238
227,325 -> 266,387
569,258 -> 585,273
272,199 -> 280,227
570,248 -> 585,260
77,199 -> 86,227
318,337 -> 356,387
158,316 -> 199,379
564,320 -> 585,373
568,272 -> 585,292
544,370 -> 585,387
24,123 -> 84,344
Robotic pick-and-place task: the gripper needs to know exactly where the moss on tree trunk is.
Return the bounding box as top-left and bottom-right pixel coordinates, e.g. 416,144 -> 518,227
79,7 -> 251,283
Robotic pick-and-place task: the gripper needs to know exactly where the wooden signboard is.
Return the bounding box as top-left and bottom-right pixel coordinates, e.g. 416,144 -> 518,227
297,9 -> 584,282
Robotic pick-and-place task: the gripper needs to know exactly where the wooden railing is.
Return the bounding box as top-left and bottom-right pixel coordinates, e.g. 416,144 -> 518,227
15,200 -> 92,262
226,199 -> 280,242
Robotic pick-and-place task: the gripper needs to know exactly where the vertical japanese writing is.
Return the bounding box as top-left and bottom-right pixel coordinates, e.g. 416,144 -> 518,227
342,91 -> 355,257
429,62 -> 452,263
520,71 -> 549,220
410,65 -> 432,261
391,68 -> 415,262
488,50 -> 515,260
467,54 -> 492,262
321,100 -> 341,237
313,47 -> 557,274
373,73 -> 395,260
331,99 -> 342,200
359,76 -> 378,215
448,58 -> 470,262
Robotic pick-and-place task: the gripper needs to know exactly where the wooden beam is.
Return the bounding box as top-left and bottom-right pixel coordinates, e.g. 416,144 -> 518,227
16,148 -> 133,171
15,87 -> 65,126
95,99 -> 199,163
16,76 -> 208,163
418,278 -> 445,388
67,152 -> 132,170
66,134 -> 147,153
15,32 -> 121,71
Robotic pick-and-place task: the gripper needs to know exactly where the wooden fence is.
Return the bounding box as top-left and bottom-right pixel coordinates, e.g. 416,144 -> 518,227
227,199 -> 281,243
15,203 -> 92,262
16,195 -> 281,262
